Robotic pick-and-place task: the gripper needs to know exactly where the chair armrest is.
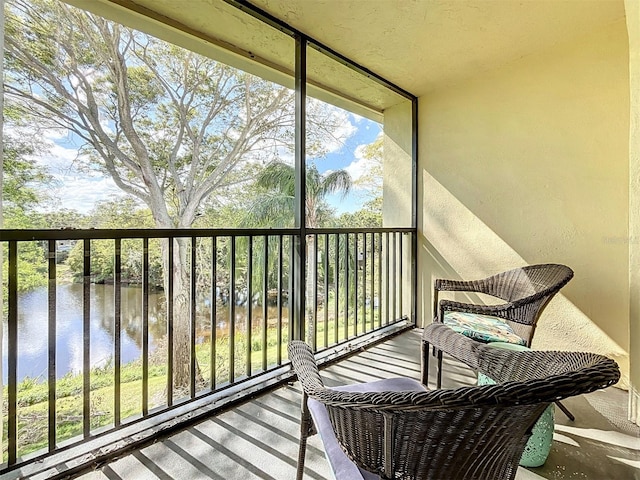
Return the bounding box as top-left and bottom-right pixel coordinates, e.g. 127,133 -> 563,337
432,278 -> 499,322
423,324 -> 620,393
433,277 -> 502,321
422,323 -> 483,370
437,299 -> 513,322
435,278 -> 487,293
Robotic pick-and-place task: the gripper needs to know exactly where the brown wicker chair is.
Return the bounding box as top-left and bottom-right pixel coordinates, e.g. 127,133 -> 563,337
422,264 -> 574,389
289,329 -> 619,480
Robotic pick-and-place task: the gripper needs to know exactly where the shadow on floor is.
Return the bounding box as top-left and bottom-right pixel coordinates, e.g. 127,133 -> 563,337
77,329 -> 639,480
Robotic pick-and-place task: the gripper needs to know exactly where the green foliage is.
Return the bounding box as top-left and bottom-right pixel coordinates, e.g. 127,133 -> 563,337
337,197 -> 383,228
2,137 -> 52,209
86,198 -> 154,229
65,199 -> 163,285
37,209 -> 88,230
2,211 -> 49,296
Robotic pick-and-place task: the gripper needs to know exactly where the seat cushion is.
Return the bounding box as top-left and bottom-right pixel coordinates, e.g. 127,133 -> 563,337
443,311 -> 526,345
307,377 -> 427,480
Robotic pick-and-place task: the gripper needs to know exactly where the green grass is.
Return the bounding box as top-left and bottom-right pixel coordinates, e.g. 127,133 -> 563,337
3,304 -> 383,461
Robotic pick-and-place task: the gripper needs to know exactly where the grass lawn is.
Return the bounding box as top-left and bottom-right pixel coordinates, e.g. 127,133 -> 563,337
4,304 -> 383,461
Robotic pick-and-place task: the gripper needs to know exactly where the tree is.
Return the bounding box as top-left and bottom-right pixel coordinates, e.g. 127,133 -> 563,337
248,161 -> 352,228
1,125 -> 54,294
2,110 -> 53,213
66,198 -> 162,285
4,0 -> 349,388
338,197 -> 383,228
247,160 -> 352,342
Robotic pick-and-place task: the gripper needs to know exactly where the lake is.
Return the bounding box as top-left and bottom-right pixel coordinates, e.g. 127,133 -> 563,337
2,283 -> 282,383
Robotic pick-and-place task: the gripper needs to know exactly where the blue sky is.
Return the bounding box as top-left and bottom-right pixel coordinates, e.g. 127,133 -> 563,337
316,114 -> 382,214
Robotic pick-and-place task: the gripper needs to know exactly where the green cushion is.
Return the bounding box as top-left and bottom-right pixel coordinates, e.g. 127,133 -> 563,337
443,311 -> 526,345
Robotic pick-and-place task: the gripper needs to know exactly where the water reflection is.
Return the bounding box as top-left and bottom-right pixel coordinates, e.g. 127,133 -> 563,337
3,284 -> 289,382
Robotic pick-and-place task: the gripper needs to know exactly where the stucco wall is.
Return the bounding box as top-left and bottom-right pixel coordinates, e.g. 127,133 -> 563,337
625,0 -> 640,421
417,20 -> 631,386
383,100 -> 413,228
383,100 -> 413,318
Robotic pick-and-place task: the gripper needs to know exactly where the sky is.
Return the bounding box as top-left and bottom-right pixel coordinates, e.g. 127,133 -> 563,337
35,111 -> 382,217
41,138 -> 125,213
320,115 -> 382,214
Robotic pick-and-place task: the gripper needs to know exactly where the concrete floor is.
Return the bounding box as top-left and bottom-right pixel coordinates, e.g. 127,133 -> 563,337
74,329 -> 639,480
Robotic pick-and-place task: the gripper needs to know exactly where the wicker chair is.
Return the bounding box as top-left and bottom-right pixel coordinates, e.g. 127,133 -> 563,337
422,264 -> 574,388
289,330 -> 619,480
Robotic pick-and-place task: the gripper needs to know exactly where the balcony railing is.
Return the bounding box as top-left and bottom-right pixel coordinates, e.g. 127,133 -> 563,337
0,227 -> 415,472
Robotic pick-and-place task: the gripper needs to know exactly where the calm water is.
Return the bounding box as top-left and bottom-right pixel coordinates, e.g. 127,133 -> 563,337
2,284 -> 166,382
2,283 -> 277,383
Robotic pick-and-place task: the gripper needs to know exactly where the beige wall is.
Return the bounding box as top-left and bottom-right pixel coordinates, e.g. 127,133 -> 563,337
383,100 -> 413,228
626,0 -> 640,422
418,20 -> 631,386
383,100 -> 414,318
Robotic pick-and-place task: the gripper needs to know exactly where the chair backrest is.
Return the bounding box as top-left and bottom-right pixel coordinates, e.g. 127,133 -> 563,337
288,335 -> 619,480
490,264 -> 574,303
438,264 -> 574,343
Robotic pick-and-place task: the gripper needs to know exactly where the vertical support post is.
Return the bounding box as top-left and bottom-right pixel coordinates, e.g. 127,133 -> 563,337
293,34 -> 307,342
189,237 -> 196,398
262,236 -> 269,370
353,233 -> 358,335
167,238 -> 174,406
288,235 -> 295,351
114,239 -> 121,425
47,240 -> 57,450
82,239 -> 91,438
277,236 -> 283,364
392,232 -> 397,321
7,242 -> 17,465
399,233 -> 404,318
323,233 -> 329,348
377,232 -> 383,328
229,237 -> 236,381
411,97 -> 419,327
334,234 -> 340,343
143,238 -> 150,410
0,0 -> 6,458
369,233 -> 375,330
246,236 -> 253,376
211,236 -> 217,390
362,233 -> 367,332
344,233 -> 349,339
312,233 -> 318,350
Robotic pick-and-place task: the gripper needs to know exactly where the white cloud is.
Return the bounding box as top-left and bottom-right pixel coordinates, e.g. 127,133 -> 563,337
350,112 -> 365,123
44,144 -> 83,171
343,144 -> 370,183
342,140 -> 382,192
43,128 -> 71,142
307,100 -> 358,156
46,175 -> 126,213
13,128 -> 128,213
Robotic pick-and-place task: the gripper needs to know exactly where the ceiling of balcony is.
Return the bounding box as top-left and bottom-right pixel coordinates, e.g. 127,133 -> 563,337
108,0 -> 626,98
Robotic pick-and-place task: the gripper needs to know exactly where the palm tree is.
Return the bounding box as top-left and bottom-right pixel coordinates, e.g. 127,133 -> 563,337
248,161 -> 352,228
246,160 -> 353,343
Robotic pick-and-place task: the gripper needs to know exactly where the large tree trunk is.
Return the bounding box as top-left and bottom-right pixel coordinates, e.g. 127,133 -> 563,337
162,237 -> 204,393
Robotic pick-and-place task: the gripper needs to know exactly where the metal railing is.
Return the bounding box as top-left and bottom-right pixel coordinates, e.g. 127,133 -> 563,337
0,227 -> 414,471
